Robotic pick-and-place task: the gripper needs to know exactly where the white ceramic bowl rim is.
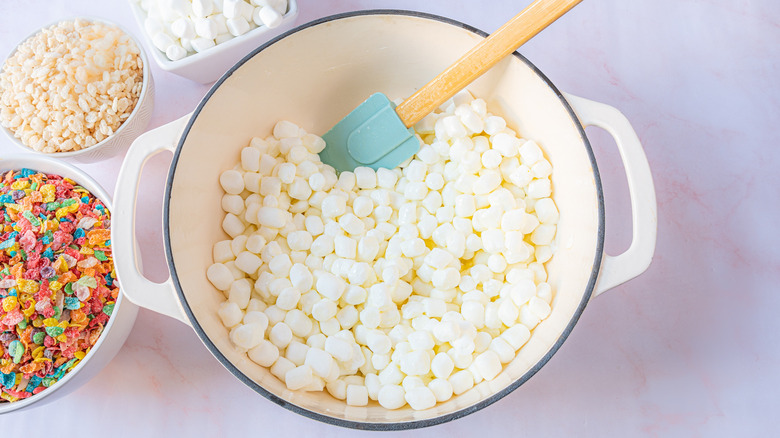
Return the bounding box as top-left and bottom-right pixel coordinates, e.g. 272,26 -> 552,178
0,16 -> 151,158
0,155 -> 132,414
162,10 -> 605,430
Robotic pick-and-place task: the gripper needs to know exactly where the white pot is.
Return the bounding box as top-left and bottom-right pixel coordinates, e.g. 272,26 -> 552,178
0,156 -> 139,414
112,11 -> 656,429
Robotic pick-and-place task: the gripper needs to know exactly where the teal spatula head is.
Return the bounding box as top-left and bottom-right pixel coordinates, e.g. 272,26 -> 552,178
320,93 -> 421,172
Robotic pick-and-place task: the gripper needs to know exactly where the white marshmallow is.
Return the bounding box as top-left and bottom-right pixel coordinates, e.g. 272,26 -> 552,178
449,370 -> 474,395
405,386 -> 437,411
431,352 -> 455,379
270,357 -> 295,383
285,365 -> 314,390
377,385 -> 406,410
207,263 -> 234,290
284,309 -> 312,338
304,347 -> 335,378
428,378 -> 453,403
269,322 -> 293,349
400,350 -> 431,376
248,340 -> 279,366
346,384 -> 369,406
217,301 -> 243,328
473,350 -> 502,380
254,5 -> 283,28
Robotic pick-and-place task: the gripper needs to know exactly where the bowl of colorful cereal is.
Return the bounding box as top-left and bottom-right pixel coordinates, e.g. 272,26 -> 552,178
111,11 -> 656,429
0,18 -> 153,162
0,156 -> 138,413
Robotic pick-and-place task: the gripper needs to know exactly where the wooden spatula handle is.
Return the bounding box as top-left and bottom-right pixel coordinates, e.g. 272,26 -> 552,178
394,0 -> 582,128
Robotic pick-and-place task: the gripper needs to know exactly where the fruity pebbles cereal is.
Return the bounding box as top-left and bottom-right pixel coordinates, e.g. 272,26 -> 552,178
0,169 -> 118,402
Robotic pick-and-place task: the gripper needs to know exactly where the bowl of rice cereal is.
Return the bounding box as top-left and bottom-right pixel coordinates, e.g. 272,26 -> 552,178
0,18 -> 153,162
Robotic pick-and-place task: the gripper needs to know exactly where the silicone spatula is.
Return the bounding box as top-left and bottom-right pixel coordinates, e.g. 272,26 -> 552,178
320,0 -> 582,172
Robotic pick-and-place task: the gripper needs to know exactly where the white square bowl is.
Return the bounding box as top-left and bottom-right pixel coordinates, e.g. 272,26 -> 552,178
128,0 -> 299,84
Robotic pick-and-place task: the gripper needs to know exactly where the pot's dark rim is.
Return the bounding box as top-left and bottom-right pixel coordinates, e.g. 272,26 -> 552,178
163,9 -> 605,431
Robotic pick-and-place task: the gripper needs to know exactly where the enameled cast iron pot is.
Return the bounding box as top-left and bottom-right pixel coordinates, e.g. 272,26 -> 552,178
112,11 -> 657,430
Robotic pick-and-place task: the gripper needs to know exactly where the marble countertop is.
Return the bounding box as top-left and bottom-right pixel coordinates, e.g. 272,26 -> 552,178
1,0 -> 778,435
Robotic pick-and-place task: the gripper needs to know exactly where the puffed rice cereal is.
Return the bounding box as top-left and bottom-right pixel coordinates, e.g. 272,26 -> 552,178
0,19 -> 143,153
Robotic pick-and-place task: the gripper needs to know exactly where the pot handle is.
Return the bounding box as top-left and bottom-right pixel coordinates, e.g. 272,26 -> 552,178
113,114 -> 193,326
563,93 -> 657,297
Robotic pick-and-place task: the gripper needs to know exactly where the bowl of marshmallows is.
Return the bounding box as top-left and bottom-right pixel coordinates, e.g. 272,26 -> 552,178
129,0 -> 299,83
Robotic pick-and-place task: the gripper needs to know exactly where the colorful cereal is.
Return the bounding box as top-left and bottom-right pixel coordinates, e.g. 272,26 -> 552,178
0,169 -> 118,403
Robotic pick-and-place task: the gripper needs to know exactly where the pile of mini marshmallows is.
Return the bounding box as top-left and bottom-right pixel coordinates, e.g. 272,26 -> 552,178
134,0 -> 288,61
207,91 -> 559,411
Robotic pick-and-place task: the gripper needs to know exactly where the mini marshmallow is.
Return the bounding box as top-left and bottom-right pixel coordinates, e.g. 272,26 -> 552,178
473,350 -> 502,380
285,340 -> 310,366
269,254 -> 292,277
405,386 -> 437,411
355,167 -> 378,189
378,385 -> 406,410
321,194 -> 347,218
257,206 -> 287,228
234,251 -> 262,274
255,5 -> 283,28
316,272 -> 346,301
375,168 -> 398,189
346,384 -> 369,406
518,304 -> 542,329
531,224 -> 556,246
449,370 -> 475,395
400,350 -> 431,376
285,365 -> 314,390
193,17 -> 218,40
366,330 -> 392,355
269,322 -> 293,349
207,263 -> 234,290
429,378 -> 454,402
319,317 -> 341,336
219,170 -> 244,194
408,330 -> 435,351
248,340 -> 279,367
334,235 -> 357,259
352,196 -> 374,218
228,279 -> 252,309
325,336 -> 354,362
378,363 -> 405,386
151,31 -> 175,52
217,301 -> 243,328
326,379 -> 347,400
519,140 -> 543,165
312,299 -> 337,322
285,309 -> 312,337
304,347 -> 335,378
431,352 -> 455,379
489,336 -> 515,364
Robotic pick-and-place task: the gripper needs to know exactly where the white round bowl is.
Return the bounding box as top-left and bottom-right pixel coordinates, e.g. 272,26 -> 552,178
0,155 -> 139,414
128,0 -> 300,84
0,18 -> 154,163
112,11 -> 656,429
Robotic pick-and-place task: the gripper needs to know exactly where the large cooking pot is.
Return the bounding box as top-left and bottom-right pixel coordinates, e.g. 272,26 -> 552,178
112,11 -> 656,429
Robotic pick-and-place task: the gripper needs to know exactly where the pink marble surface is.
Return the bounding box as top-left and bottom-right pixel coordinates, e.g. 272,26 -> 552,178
1,0 -> 778,435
